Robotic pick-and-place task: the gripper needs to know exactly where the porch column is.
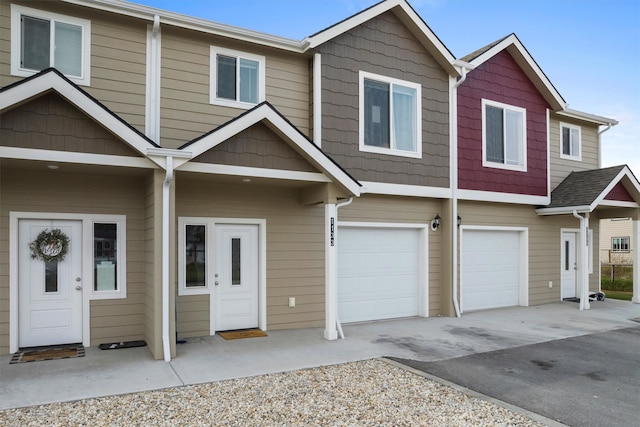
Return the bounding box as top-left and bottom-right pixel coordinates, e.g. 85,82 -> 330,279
324,202 -> 338,340
633,219 -> 640,304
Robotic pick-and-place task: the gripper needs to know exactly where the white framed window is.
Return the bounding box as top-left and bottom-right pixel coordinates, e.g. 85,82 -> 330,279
612,236 -> 630,253
210,46 -> 265,109
482,99 -> 527,171
560,122 -> 582,161
359,71 -> 422,159
178,218 -> 210,296
89,216 -> 126,300
10,4 -> 91,85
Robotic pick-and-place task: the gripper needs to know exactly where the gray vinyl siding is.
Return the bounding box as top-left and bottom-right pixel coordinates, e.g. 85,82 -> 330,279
0,93 -> 142,157
160,27 -> 310,149
338,195 -> 444,316
193,123 -> 317,172
550,114 -> 600,189
459,201 -> 601,305
175,177 -> 325,332
316,11 -> 450,187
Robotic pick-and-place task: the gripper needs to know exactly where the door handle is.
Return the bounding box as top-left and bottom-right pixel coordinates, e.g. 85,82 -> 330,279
75,285 -> 82,291
215,281 -> 219,286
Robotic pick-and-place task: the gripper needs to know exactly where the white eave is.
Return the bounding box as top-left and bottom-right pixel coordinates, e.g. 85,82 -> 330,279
464,34 -> 567,111
303,0 -> 459,76
555,108 -> 618,126
62,0 -> 306,53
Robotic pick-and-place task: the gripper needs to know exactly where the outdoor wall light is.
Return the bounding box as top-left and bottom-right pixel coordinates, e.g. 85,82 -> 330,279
430,214 -> 441,231
457,215 -> 462,227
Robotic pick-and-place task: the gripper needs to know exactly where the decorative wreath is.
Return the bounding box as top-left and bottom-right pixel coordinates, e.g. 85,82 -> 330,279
29,228 -> 70,263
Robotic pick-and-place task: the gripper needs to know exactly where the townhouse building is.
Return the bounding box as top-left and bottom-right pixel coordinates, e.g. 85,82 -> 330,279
1,0 -> 638,360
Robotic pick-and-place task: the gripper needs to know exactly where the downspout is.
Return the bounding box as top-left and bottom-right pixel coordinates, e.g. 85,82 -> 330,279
572,210 -> 590,310
449,64 -> 469,318
334,197 -> 353,339
162,156 -> 173,361
597,123 -> 613,169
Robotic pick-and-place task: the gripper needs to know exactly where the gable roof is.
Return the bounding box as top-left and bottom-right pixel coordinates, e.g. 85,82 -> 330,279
179,102 -> 361,196
461,33 -> 566,111
0,68 -> 162,166
303,0 -> 458,76
536,165 -> 640,215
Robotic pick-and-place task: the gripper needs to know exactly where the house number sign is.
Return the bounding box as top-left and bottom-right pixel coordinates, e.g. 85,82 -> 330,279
330,217 -> 335,246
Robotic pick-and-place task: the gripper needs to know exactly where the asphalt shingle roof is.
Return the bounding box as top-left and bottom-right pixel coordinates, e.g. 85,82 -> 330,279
545,165 -> 627,209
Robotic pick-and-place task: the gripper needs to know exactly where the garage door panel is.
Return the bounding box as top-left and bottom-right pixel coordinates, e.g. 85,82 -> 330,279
462,230 -> 523,312
338,227 -> 421,323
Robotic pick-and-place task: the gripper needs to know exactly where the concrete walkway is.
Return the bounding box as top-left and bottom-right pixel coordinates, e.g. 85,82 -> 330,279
1,299 -> 638,410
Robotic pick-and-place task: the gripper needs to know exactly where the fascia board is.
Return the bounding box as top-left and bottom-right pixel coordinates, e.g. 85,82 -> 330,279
556,109 -> 619,126
304,0 -> 457,75
0,71 -> 163,167
535,206 -> 591,216
62,0 -> 305,53
468,35 -> 566,110
592,167 -> 640,209
184,105 -> 360,196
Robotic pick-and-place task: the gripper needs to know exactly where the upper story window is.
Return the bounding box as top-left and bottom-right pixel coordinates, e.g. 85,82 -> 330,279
482,99 -> 527,171
10,4 -> 91,86
359,71 -> 422,159
210,47 -> 265,109
612,236 -> 630,253
560,122 -> 582,161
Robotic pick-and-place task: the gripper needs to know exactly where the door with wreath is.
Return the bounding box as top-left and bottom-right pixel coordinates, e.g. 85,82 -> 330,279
18,220 -> 83,348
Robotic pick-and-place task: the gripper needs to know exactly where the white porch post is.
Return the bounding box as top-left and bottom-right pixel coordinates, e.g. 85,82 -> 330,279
324,202 -> 338,340
633,219 -> 640,304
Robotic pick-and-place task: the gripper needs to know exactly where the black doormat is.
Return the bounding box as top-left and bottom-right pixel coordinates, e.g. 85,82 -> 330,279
10,344 -> 84,364
563,297 -> 580,303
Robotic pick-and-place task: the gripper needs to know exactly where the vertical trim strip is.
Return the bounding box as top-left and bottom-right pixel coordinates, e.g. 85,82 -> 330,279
313,53 -> 322,147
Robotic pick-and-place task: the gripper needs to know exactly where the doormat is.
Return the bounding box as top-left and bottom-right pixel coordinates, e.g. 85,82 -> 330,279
10,344 -> 84,364
631,318 -> 640,324
218,329 -> 268,340
563,297 -> 580,303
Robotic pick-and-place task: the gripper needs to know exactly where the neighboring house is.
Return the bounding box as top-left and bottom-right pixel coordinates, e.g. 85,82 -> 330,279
600,218 -> 635,265
1,0 -> 638,361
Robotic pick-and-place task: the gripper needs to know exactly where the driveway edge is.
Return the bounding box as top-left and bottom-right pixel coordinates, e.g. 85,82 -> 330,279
380,357 -> 568,427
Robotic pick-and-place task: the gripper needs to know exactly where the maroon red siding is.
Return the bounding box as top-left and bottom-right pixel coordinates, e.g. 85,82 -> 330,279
605,182 -> 635,202
458,50 -> 549,196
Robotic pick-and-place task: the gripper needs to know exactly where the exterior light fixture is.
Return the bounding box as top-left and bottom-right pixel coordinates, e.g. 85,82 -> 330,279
457,215 -> 462,227
430,214 -> 441,231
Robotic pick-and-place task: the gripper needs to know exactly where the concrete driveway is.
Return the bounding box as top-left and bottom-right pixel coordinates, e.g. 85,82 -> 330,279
393,325 -> 640,427
1,299 -> 639,414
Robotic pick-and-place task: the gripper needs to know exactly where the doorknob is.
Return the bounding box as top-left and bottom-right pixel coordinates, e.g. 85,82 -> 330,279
76,277 -> 81,282
215,281 -> 219,286
75,285 -> 82,290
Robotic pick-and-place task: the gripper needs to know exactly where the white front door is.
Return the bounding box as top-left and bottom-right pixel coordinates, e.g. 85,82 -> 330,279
213,224 -> 259,331
19,220 -> 83,347
561,232 -> 577,299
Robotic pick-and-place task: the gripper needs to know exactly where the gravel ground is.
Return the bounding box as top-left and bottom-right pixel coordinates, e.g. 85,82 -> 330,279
0,359 -> 546,426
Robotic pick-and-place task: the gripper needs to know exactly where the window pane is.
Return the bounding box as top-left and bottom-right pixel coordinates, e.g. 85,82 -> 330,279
486,106 -> 504,163
571,128 -> 580,157
54,21 -> 82,77
562,127 -> 571,155
21,15 -> 50,71
231,238 -> 241,285
186,225 -> 206,287
392,85 -> 417,152
239,58 -> 259,103
45,260 -> 58,293
505,109 -> 523,166
94,223 -> 117,291
217,55 -> 236,100
364,79 -> 390,148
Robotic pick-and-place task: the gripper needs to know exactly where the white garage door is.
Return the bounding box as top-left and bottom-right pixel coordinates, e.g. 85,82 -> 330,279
338,227 -> 421,323
461,230 -> 522,311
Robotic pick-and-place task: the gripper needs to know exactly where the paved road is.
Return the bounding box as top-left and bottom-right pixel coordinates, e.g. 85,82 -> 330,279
393,326 -> 640,427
